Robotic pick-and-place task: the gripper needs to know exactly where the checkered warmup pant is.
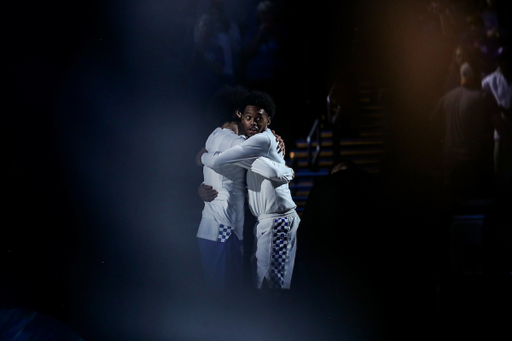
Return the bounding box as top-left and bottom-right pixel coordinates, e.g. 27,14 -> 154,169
217,224 -> 234,242
254,211 -> 300,289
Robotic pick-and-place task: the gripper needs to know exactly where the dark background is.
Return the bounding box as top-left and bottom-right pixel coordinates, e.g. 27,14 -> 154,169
4,1 -> 511,340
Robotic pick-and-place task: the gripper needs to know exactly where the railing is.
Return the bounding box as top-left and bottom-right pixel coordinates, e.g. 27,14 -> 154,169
307,77 -> 356,170
326,79 -> 338,125
306,118 -> 321,170
327,79 -> 341,165
306,79 -> 339,170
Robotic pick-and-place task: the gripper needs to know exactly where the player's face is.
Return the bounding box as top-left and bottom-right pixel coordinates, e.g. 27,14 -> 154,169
238,105 -> 271,137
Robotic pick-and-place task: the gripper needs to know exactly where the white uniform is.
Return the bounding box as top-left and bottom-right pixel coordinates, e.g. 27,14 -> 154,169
202,128 -> 299,289
198,128 -> 246,242
198,127 -> 292,289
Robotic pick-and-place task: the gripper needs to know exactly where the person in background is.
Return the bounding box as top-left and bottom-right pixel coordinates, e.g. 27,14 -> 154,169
431,62 -> 500,203
186,15 -> 226,106
460,12 -> 499,76
209,0 -> 241,83
241,1 -> 288,91
481,47 -> 512,187
443,44 -> 480,94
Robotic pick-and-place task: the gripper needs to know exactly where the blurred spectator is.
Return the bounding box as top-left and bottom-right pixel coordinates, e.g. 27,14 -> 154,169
431,63 -> 500,201
243,0 -> 284,37
209,1 -> 241,82
443,44 -> 480,93
196,0 -> 249,30
461,12 -> 486,48
241,1 -> 288,91
480,0 -> 500,40
186,15 -> 227,107
492,0 -> 512,43
481,47 -> 512,186
460,12 -> 499,75
423,1 -> 458,38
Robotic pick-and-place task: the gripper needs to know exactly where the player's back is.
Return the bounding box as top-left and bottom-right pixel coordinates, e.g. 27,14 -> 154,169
200,128 -> 246,239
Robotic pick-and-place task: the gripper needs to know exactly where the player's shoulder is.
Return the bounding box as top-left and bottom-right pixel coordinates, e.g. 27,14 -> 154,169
207,127 -> 239,149
205,127 -> 221,144
255,129 -> 273,142
208,127 -> 237,140
228,132 -> 246,147
217,128 -> 242,141
208,128 -> 243,150
244,131 -> 272,149
207,127 -> 223,139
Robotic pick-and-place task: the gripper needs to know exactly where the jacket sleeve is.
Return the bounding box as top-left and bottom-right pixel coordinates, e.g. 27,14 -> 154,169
201,133 -> 270,170
250,157 -> 294,183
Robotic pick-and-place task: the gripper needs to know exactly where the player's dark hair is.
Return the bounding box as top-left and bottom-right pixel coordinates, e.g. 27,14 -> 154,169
240,91 -> 276,118
208,85 -> 249,126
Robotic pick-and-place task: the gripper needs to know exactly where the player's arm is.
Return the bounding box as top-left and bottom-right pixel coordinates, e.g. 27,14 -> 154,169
251,157 -> 294,184
225,123 -> 284,154
201,133 -> 271,170
271,130 -> 285,155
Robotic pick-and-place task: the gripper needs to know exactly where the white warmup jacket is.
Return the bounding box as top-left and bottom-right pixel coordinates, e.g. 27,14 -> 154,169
198,128 -> 293,242
201,128 -> 296,217
201,128 -> 299,289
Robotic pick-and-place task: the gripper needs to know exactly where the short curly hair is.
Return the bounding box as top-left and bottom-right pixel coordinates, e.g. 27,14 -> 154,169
240,91 -> 276,118
208,85 -> 249,124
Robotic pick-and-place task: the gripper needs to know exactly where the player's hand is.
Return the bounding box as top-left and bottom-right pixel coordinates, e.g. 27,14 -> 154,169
198,184 -> 218,202
221,121 -> 239,135
196,148 -> 208,166
286,164 -> 295,179
272,130 -> 285,155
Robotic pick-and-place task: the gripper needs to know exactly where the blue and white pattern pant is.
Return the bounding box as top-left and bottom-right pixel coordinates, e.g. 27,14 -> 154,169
254,211 -> 300,289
